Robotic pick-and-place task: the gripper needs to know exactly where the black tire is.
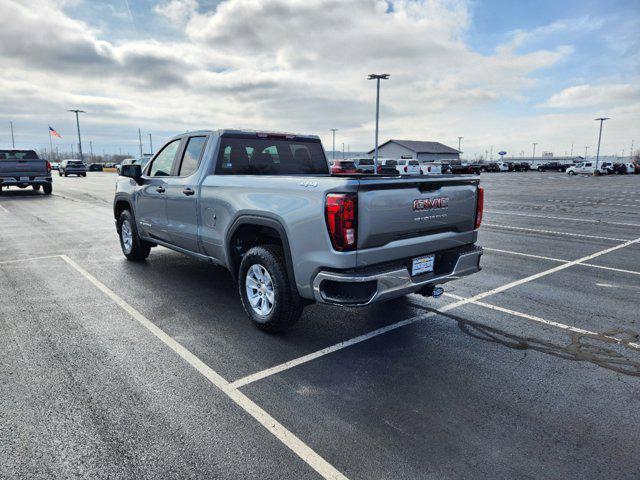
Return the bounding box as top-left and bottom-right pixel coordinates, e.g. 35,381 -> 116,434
59,171 -> 63,176
239,245 -> 303,332
568,171 -> 575,175
32,185 -> 41,191
64,173 -> 68,177
117,210 -> 151,261
43,184 -> 52,195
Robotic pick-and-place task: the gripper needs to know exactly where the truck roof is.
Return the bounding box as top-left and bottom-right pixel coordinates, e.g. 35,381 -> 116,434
170,129 -> 321,141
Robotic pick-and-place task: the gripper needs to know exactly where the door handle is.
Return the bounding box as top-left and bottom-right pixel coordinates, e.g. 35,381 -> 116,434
156,186 -> 166,193
182,188 -> 195,196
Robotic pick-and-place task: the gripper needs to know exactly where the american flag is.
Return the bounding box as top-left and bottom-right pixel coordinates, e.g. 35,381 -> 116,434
49,125 -> 62,138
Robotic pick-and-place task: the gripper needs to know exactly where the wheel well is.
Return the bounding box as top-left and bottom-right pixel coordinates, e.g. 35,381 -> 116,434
114,200 -> 130,220
229,224 -> 284,275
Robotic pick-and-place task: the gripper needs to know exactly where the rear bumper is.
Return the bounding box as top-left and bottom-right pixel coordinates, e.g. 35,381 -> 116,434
312,245 -> 482,306
1,176 -> 52,186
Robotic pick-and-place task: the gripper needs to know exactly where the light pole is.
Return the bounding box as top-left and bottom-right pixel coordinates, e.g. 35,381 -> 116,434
570,142 -> 574,157
149,133 -> 153,155
594,117 -> 610,171
532,142 -> 537,160
10,121 -> 15,148
89,140 -> 94,162
342,142 -> 345,159
68,110 -> 86,162
584,146 -> 589,160
457,136 -> 463,155
138,128 -> 143,157
330,128 -> 338,160
368,73 -> 390,175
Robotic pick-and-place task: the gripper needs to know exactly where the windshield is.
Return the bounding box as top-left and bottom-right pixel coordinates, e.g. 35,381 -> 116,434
216,136 -> 328,175
0,150 -> 39,160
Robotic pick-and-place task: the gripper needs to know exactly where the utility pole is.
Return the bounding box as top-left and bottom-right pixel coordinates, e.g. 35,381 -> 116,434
149,133 -> 153,155
594,117 -> 610,171
532,142 -> 538,159
330,128 -> 338,160
138,128 -> 143,157
342,142 -> 345,159
630,140 -> 634,159
368,73 -> 390,175
570,142 -> 574,157
457,136 -> 463,154
10,121 -> 15,148
68,109 -> 86,162
584,146 -> 589,160
89,140 -> 94,162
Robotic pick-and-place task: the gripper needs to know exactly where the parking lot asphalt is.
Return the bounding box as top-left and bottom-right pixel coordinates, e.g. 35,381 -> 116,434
1,171 -> 639,479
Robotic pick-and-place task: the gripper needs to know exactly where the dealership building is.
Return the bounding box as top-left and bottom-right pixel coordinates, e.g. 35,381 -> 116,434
368,140 -> 460,162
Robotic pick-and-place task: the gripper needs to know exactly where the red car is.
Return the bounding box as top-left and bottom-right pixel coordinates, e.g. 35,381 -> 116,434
330,160 -> 358,174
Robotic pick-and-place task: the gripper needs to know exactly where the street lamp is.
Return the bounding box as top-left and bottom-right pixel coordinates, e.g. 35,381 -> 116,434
594,117 -> 610,171
330,128 -> 338,160
368,73 -> 390,175
532,142 -> 537,160
457,137 -> 463,155
584,146 -> 589,160
68,110 -> 86,162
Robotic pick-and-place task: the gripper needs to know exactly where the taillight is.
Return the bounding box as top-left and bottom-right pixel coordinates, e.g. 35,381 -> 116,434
475,186 -> 484,229
325,193 -> 357,251
46,161 -> 52,173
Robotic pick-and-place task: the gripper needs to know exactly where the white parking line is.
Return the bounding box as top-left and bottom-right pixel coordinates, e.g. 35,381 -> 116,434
483,247 -> 567,263
59,255 -> 348,480
0,204 -> 9,213
443,292 -> 640,350
486,210 -> 640,228
231,236 -> 640,388
484,223 -> 629,242
0,254 -> 63,265
483,247 -> 640,276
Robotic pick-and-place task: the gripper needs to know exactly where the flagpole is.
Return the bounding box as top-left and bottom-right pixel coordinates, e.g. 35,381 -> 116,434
49,127 -> 54,161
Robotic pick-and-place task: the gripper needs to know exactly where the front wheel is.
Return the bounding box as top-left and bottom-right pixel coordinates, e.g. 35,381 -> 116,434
43,184 -> 52,195
568,171 -> 575,175
118,210 -> 151,261
32,185 -> 41,191
239,245 -> 303,332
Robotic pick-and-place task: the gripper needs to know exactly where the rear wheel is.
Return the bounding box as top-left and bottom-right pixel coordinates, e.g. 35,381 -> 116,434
43,184 -> 52,195
239,245 -> 303,332
32,185 -> 41,191
118,210 -> 151,261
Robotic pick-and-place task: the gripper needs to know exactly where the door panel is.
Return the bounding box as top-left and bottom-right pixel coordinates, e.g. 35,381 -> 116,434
136,138 -> 182,242
164,136 -> 207,253
136,178 -> 171,242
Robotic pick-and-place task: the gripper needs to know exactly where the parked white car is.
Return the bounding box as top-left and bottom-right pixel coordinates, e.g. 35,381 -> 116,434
566,162 -> 607,175
420,162 -> 444,174
395,159 -> 422,175
497,162 -> 510,172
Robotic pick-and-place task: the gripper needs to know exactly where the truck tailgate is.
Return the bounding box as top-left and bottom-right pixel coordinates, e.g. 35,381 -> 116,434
0,159 -> 48,177
356,176 -> 479,266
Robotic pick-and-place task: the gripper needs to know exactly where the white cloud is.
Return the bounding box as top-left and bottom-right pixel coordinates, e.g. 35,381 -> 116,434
155,0 -> 199,24
541,83 -> 640,109
2,0 -> 635,156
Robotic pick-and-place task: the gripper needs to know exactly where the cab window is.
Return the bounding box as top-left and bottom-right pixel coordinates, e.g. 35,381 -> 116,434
179,136 -> 207,176
148,139 -> 181,177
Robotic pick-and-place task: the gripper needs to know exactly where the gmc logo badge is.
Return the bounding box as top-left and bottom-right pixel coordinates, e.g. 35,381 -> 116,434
413,197 -> 449,211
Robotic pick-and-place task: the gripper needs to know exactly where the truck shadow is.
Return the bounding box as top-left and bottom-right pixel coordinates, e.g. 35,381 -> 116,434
418,306 -> 640,377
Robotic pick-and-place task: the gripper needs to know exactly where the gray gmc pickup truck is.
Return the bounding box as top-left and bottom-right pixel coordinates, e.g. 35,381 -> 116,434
0,149 -> 53,194
114,130 -> 483,331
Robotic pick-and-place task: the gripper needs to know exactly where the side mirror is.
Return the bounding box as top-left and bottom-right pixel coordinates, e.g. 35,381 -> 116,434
121,164 -> 142,184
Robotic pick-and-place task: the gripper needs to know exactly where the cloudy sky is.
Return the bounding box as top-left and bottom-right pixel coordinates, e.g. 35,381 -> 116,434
1,0 -> 638,158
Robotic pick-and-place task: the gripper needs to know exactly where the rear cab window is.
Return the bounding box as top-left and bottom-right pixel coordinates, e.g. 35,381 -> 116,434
216,135 -> 328,175
0,150 -> 39,160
